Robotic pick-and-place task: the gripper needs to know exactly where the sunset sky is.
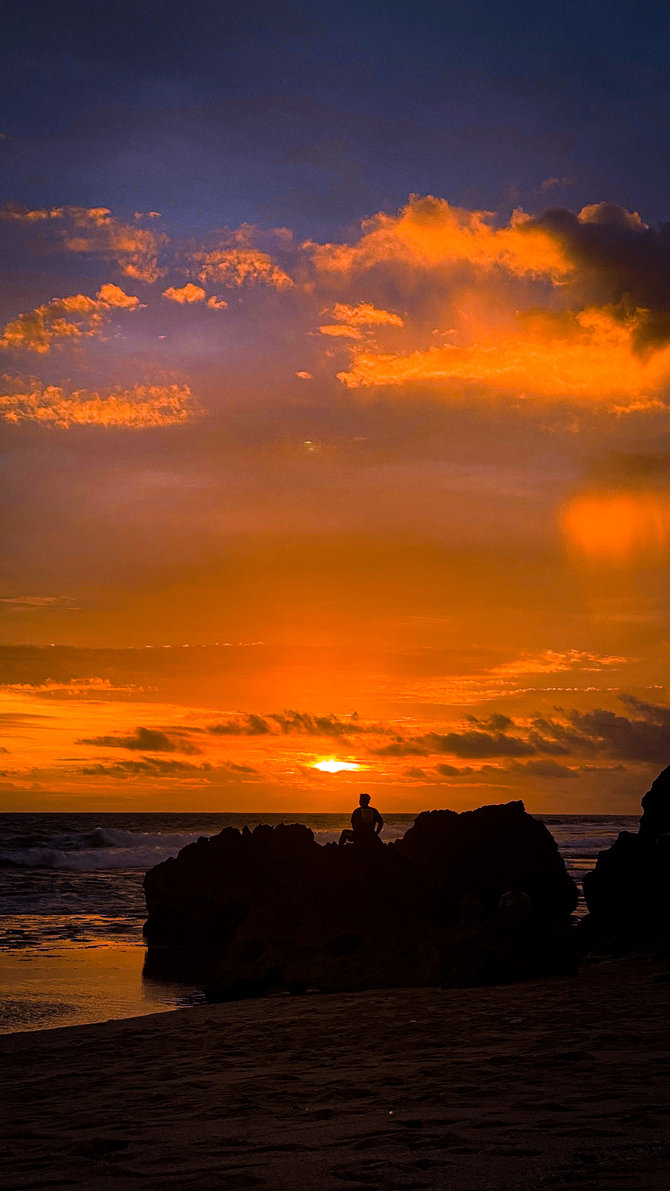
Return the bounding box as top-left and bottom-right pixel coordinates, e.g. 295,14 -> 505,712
2,0 -> 670,811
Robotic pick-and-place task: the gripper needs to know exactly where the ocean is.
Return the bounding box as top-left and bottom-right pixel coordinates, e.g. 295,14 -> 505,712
0,811 -> 638,1035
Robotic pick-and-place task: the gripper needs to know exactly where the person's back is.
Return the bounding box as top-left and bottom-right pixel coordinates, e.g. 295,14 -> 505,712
352,803 -> 378,835
338,793 -> 383,846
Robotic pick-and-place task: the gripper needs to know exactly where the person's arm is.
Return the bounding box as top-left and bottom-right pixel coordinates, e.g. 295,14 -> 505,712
374,808 -> 384,834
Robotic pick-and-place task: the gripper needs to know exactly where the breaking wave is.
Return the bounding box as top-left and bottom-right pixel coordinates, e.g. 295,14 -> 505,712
0,822 -> 413,870
0,813 -> 637,872
0,828 -> 206,871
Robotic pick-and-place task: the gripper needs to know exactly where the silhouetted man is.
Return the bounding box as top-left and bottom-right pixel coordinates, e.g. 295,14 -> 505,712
338,792 -> 384,846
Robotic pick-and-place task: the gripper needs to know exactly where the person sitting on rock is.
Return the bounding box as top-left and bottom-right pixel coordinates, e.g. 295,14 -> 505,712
338,793 -> 384,846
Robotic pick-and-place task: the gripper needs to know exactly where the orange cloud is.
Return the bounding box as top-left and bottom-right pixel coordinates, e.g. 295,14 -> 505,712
331,303 -> 404,326
490,649 -> 628,676
96,283 -> 140,308
1,677 -> 138,697
0,204 -> 57,222
0,381 -> 201,428
196,247 -> 293,289
318,302 -> 404,342
162,284 -> 229,309
63,207 -> 167,282
0,205 -> 167,282
336,306 -> 670,403
162,283 -> 206,304
376,648 -> 629,706
577,202 -> 646,231
7,196 -> 670,410
308,195 -> 569,281
0,285 -> 141,353
192,224 -> 294,290
301,196 -> 670,407
318,324 -> 363,339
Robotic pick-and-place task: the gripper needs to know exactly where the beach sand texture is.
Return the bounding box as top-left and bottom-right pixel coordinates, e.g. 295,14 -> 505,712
1,960 -> 669,1190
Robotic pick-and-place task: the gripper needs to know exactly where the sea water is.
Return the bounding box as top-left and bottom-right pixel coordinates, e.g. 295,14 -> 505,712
0,812 -> 637,1034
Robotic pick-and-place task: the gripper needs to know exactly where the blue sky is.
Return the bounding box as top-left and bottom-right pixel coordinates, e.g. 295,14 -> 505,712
3,0 -> 670,234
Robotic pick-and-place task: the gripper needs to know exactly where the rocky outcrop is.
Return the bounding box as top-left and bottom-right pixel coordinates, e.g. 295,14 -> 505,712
143,801 -> 579,1000
582,766 -> 670,955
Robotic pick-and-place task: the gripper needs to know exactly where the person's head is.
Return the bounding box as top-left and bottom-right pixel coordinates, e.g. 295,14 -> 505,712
359,792 -> 370,806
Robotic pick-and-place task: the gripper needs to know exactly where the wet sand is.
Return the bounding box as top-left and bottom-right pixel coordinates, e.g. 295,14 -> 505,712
1,958 -> 669,1190
0,942 -> 203,1035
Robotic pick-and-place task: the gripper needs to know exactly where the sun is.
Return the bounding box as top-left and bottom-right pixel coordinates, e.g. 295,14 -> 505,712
312,759 -> 362,773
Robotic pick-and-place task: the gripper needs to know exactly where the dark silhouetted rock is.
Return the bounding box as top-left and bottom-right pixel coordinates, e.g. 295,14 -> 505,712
396,802 -> 577,923
639,765 -> 670,841
143,801 -> 579,999
582,765 -> 670,955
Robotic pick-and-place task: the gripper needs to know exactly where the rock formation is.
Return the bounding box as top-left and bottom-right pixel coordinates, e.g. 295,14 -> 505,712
143,801 -> 579,1000
583,765 -> 670,954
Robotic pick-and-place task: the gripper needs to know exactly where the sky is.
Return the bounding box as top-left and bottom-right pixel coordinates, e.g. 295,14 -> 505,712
2,0 -> 670,812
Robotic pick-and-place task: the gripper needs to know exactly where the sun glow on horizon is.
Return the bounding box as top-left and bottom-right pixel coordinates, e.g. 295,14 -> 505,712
312,759 -> 362,773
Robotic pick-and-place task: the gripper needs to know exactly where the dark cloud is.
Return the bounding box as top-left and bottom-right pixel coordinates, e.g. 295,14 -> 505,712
79,726 -> 201,753
528,719 -> 591,756
208,708 -> 382,741
371,740 -> 429,757
619,694 -> 670,724
422,729 -> 536,758
198,694 -> 670,769
575,763 -> 627,775
79,756 -> 209,776
371,726 -> 536,759
208,714 -> 272,736
270,710 -> 366,737
207,710 -> 367,738
510,759 -> 577,779
465,712 -> 515,731
531,204 -> 670,349
566,706 -> 670,764
528,696 -> 670,764
369,695 -> 670,768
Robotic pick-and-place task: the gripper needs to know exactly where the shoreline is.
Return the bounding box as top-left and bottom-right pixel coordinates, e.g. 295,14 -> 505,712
2,958 -> 670,1189
0,940 -> 207,1036
0,808 -> 620,1036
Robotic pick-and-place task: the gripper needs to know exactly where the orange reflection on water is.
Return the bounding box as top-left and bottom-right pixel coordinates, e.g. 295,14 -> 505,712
562,493 -> 670,562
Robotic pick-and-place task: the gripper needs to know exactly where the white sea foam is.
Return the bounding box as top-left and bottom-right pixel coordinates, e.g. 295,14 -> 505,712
0,822 -> 414,870
84,826 -> 202,852
0,814 -> 637,872
0,831 -> 203,871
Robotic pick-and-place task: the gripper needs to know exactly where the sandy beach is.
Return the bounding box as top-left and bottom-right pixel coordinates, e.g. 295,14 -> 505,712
1,959 -> 669,1191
